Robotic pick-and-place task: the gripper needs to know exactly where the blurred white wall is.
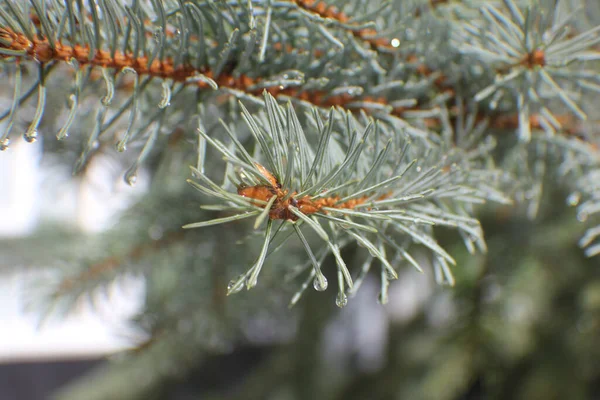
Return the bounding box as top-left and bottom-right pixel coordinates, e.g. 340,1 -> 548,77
0,136 -> 146,363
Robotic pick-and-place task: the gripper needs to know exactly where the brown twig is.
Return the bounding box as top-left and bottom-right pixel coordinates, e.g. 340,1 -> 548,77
238,162 -> 391,221
0,25 -> 393,112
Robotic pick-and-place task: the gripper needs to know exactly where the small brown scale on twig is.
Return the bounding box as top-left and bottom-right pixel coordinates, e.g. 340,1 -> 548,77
522,48 -> 546,69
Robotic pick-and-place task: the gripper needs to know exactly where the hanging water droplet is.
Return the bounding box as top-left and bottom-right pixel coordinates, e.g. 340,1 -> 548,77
416,166 -> 422,172
124,160 -> 139,185
577,211 -> 589,222
0,138 -> 10,151
24,130 -> 38,143
313,275 -> 328,291
92,140 -> 100,150
335,292 -> 348,308
125,172 -> 137,186
116,141 -> 127,152
567,192 -> 581,206
227,276 -> 245,294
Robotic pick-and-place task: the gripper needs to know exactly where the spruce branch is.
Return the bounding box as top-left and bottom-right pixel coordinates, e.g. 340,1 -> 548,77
185,93 -> 508,306
1,0 -> 598,309
54,230 -> 187,295
1,0 -> 592,167
453,0 -> 600,140
29,220 -> 194,322
541,133 -> 600,256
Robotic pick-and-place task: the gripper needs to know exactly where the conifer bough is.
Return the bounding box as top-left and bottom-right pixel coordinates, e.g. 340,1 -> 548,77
0,0 -> 599,308
184,93 -> 506,307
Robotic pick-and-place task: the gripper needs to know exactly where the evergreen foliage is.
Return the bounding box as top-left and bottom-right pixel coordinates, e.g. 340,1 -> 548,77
0,0 -> 599,398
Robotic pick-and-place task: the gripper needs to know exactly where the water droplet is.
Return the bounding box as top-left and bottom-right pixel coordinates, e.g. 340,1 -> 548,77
125,172 -> 137,186
472,65 -> 483,75
92,140 -> 100,150
347,87 -> 363,96
24,130 -> 38,143
0,138 -> 9,151
227,276 -> 244,294
416,166 -> 422,172
335,292 -> 347,308
567,192 -> 581,206
116,141 -> 127,152
125,167 -> 138,186
577,211 -> 589,222
101,95 -> 112,106
313,275 -> 328,291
